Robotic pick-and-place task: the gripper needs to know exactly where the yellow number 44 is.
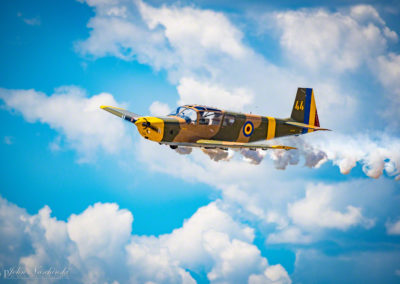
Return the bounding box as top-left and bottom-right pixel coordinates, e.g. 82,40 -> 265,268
295,100 -> 304,111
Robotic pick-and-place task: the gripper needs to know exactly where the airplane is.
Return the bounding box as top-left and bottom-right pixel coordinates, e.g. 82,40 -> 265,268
100,88 -> 330,151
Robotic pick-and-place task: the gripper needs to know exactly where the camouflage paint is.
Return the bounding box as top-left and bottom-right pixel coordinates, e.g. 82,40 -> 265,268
101,88 -> 327,149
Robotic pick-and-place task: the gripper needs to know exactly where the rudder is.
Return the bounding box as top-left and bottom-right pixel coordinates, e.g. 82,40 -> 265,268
290,88 -> 320,133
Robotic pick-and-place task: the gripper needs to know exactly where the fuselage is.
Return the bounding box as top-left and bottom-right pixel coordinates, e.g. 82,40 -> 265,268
134,105 -> 305,144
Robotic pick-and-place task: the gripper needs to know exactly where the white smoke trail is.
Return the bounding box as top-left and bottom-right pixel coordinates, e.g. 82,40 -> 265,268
271,133 -> 400,180
201,148 -> 233,162
313,133 -> 400,179
170,133 -> 400,180
268,138 -> 327,170
174,146 -> 192,155
240,149 -> 266,165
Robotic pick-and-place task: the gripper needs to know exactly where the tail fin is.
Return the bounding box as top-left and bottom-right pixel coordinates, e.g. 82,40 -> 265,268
290,88 -> 320,133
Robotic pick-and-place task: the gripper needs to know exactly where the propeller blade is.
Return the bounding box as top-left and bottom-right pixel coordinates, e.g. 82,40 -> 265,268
141,118 -> 159,132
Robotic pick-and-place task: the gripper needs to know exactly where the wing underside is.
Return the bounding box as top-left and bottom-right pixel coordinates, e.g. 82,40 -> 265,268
164,140 -> 296,150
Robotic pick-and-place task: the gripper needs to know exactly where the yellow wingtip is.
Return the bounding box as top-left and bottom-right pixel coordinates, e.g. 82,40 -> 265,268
100,105 -> 126,110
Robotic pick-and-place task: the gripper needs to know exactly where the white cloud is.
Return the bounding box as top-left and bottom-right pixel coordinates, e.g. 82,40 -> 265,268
270,5 -> 400,125
386,219 -> 400,235
76,0 -> 400,132
136,138 -> 398,247
67,203 -> 133,260
273,5 -> 397,72
160,202 -> 255,270
149,100 -> 171,116
137,0 -> 247,59
267,227 -> 312,245
288,184 -> 375,230
0,196 -> 291,283
0,86 -> 132,162
78,0 -> 366,131
177,77 -> 253,111
376,53 -> 400,96
3,1 -> 400,282
375,53 -> 400,123
77,0 -> 249,82
249,264 -> 291,284
204,231 -> 267,283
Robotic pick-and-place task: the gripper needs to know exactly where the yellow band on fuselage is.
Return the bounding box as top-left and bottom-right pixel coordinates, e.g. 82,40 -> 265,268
266,117 -> 276,140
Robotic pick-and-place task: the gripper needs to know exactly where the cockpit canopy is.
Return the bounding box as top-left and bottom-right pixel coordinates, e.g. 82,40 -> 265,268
168,105 -> 223,125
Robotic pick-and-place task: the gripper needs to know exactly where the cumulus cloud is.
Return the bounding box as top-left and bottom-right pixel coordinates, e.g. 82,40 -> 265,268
77,0 -> 249,81
0,86 -> 132,162
273,5 -> 397,72
149,100 -> 171,116
271,5 -> 400,125
67,203 -> 133,260
249,264 -> 291,284
288,184 -> 375,230
76,0 -> 400,149
136,138 -> 393,247
376,53 -> 400,95
386,219 -> 400,235
375,53 -> 400,124
0,196 -> 291,283
137,0 -> 247,59
267,227 -> 313,245
177,77 -> 253,112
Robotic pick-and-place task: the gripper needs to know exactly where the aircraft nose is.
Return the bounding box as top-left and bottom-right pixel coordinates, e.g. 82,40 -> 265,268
134,117 -> 164,142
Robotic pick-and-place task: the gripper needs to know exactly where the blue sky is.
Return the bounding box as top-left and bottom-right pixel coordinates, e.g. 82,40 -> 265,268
0,0 -> 400,283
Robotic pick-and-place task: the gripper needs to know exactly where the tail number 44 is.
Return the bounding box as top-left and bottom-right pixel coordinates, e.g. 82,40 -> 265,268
295,100 -> 304,111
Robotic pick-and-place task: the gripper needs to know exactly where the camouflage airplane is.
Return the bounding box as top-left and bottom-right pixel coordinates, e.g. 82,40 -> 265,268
101,88 -> 330,151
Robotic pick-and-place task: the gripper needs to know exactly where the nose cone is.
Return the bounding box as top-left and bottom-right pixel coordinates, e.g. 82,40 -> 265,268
135,117 -> 165,142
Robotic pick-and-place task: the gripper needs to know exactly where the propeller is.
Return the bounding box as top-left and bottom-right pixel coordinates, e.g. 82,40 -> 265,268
141,118 -> 159,132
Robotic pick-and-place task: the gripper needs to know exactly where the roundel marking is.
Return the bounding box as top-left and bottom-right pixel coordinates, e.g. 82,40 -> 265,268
243,121 -> 254,137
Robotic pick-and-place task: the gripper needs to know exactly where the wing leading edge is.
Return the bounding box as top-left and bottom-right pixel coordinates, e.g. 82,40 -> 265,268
100,105 -> 141,123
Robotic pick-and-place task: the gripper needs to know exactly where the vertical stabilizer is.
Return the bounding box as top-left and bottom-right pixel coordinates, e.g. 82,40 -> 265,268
290,88 -> 320,133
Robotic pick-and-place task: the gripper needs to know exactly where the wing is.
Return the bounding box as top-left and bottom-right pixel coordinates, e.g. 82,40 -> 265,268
164,140 -> 296,150
100,105 -> 141,123
283,121 -> 331,131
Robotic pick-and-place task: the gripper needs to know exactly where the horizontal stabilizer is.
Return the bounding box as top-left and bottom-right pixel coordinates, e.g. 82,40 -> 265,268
284,121 -> 331,131
100,105 -> 141,123
164,140 -> 296,150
